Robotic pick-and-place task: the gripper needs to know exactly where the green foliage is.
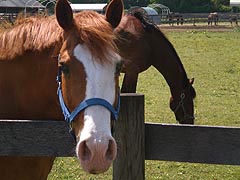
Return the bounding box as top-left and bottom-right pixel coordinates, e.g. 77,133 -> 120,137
45,0 -> 238,12
149,0 -> 235,12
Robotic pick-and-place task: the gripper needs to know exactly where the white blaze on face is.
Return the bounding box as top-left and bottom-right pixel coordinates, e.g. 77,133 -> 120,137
73,43 -> 120,173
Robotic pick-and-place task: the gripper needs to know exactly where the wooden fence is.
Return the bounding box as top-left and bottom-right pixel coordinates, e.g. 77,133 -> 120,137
1,94 -> 240,180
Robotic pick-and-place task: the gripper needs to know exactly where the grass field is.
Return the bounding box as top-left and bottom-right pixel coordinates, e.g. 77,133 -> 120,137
48,28 -> 240,179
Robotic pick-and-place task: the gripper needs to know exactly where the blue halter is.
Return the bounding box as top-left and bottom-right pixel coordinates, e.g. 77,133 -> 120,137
56,66 -> 120,124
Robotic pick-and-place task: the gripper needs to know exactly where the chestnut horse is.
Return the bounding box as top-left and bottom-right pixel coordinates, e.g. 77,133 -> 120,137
115,11 -> 196,124
0,0 -> 123,179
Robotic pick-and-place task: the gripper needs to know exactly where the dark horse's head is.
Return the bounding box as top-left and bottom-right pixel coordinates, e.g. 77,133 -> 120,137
169,78 -> 196,124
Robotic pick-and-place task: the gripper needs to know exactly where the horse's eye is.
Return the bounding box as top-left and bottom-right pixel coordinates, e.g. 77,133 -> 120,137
115,61 -> 123,76
59,62 -> 69,74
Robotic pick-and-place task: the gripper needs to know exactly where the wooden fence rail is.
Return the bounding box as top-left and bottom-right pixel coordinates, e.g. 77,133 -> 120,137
1,94 -> 240,180
145,123 -> 240,165
0,120 -> 75,156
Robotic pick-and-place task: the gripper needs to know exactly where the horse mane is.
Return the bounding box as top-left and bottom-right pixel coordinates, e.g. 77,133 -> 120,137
0,15 -> 62,60
0,11 -> 118,63
127,8 -> 159,32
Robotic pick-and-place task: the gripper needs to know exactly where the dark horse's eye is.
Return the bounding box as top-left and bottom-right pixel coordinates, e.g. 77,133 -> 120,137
59,62 -> 70,74
115,61 -> 123,76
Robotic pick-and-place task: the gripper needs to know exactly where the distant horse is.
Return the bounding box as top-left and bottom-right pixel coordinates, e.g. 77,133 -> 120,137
208,12 -> 218,25
115,11 -> 196,124
230,15 -> 238,26
0,0 -> 123,179
168,12 -> 184,26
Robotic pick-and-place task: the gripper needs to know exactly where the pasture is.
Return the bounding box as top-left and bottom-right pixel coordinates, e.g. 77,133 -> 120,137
48,28 -> 239,179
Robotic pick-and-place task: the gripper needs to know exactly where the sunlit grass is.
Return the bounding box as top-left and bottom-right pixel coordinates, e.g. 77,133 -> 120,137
48,30 -> 240,179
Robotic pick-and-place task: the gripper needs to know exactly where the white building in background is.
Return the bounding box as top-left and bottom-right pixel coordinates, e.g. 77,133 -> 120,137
230,0 -> 240,6
70,3 -> 107,14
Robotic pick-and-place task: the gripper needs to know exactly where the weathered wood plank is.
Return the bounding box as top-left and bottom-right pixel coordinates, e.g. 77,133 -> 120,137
145,123 -> 240,165
0,120 -> 76,156
113,93 -> 145,180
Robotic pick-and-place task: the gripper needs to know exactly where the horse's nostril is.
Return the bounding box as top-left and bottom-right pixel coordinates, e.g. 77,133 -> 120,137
106,139 -> 116,160
79,140 -> 92,161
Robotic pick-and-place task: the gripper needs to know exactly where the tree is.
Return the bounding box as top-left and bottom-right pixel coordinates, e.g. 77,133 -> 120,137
51,0 -> 234,12
149,0 -> 233,12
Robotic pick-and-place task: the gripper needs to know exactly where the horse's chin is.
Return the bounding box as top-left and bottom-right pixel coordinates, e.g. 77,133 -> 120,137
80,159 -> 112,174
177,118 -> 194,125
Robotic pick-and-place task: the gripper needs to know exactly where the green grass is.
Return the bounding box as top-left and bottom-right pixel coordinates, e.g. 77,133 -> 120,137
48,30 -> 240,179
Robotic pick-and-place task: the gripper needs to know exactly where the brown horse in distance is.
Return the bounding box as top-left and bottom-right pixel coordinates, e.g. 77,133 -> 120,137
168,12 -> 184,26
0,0 -> 123,179
230,14 -> 238,26
115,11 -> 196,124
208,12 -> 219,25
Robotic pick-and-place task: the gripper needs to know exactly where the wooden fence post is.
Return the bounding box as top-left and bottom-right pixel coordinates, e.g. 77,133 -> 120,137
113,93 -> 145,180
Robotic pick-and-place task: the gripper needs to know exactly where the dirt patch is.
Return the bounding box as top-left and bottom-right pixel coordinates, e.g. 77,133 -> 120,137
158,24 -> 238,32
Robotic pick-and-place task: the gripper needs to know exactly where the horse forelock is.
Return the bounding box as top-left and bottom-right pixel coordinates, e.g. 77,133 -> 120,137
73,11 -> 119,64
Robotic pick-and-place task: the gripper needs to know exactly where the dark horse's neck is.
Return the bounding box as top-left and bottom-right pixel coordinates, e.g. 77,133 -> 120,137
151,29 -> 189,96
133,12 -> 190,96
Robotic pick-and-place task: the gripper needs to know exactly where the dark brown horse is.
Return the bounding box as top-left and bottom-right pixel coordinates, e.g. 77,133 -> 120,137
168,12 -> 184,26
230,14 -> 238,26
0,0 -> 123,179
115,11 -> 196,124
208,12 -> 219,25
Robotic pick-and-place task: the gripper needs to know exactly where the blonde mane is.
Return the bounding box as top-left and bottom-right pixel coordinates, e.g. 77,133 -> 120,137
0,11 -> 119,63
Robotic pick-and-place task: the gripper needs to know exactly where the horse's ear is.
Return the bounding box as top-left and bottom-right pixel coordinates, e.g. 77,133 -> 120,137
105,0 -> 123,28
55,0 -> 73,30
189,78 -> 194,85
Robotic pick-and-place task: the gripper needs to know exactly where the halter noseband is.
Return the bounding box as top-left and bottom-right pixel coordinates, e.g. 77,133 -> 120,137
173,92 -> 195,122
56,57 -> 120,125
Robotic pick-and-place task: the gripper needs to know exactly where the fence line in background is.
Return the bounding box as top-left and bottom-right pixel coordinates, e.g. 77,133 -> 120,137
150,12 -> 239,25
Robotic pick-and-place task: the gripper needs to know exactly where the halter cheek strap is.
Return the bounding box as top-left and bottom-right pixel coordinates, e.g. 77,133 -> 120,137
173,93 -> 194,122
56,66 -> 120,124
